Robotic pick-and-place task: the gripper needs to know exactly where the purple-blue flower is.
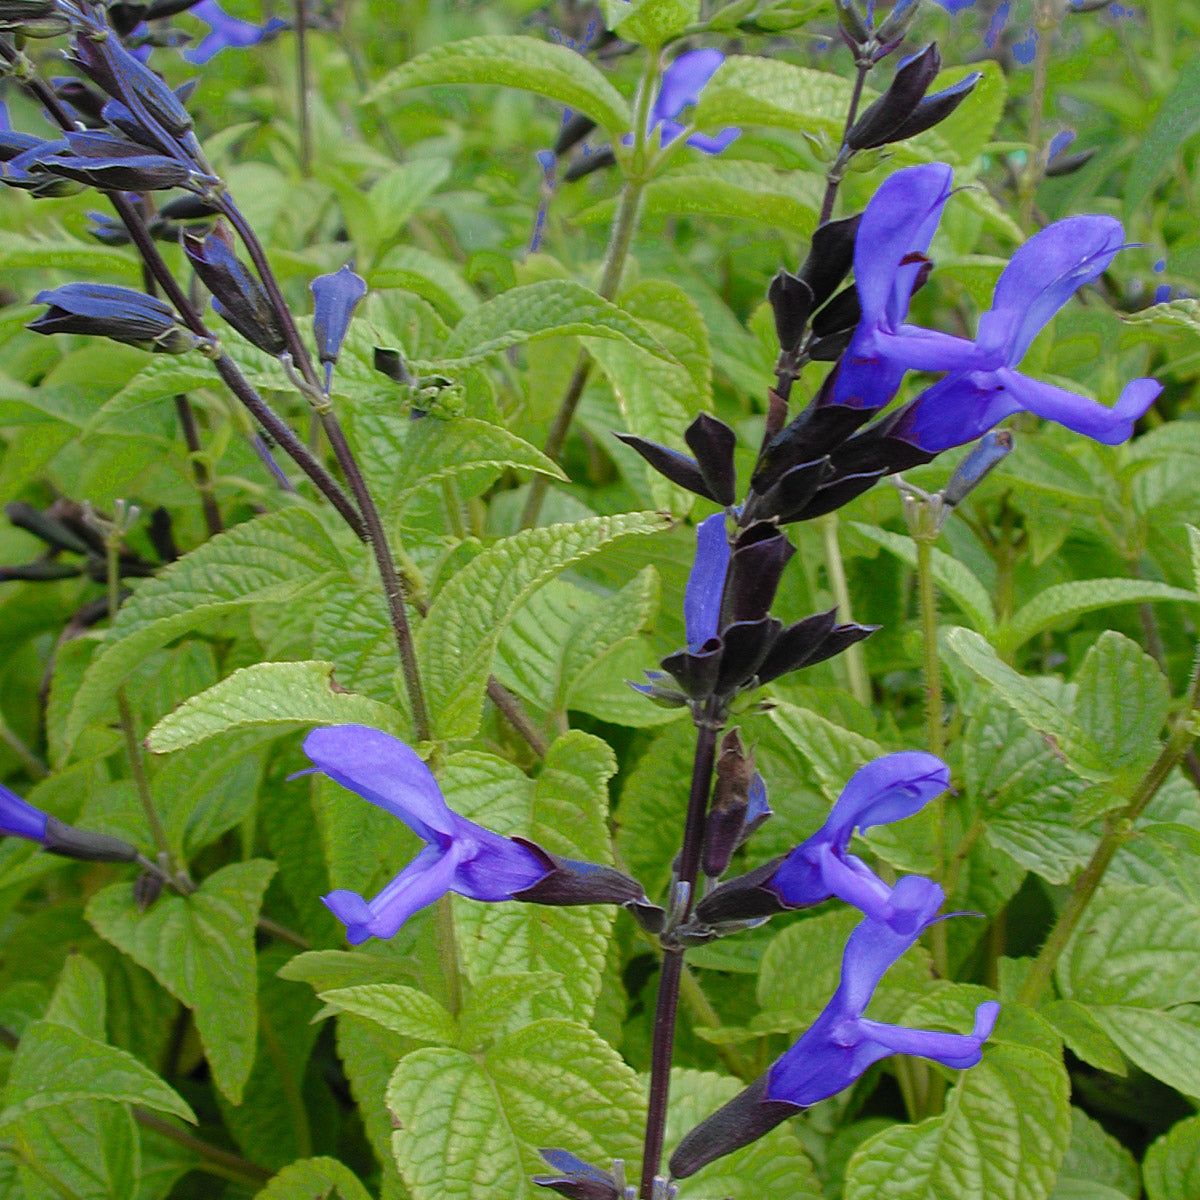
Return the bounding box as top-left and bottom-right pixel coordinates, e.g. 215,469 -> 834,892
824,163 -> 977,415
683,513 -> 729,646
767,875 -> 999,1104
311,265 -> 367,388
694,752 -> 949,927
890,215 -> 1161,450
183,1 -> 287,65
671,875 -> 1000,1178
649,49 -> 739,154
304,725 -> 549,944
0,782 -> 49,842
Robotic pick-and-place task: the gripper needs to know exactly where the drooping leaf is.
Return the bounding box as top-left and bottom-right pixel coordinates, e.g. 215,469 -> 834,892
86,859 -> 277,1103
146,661 -> 406,753
253,1156 -> 374,1200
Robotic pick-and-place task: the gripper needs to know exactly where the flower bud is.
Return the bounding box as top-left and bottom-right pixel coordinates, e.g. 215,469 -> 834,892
311,265 -> 367,367
533,1149 -> 620,1200
184,230 -> 287,355
701,729 -> 764,878
29,283 -> 196,354
941,430 -> 1012,507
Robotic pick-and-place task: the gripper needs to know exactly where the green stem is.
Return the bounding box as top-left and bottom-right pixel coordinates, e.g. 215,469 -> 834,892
434,894 -> 463,1018
294,0 -> 312,176
821,513 -> 870,707
1018,0 -> 1060,229
0,715 -> 47,780
519,51 -> 660,530
1017,641 -> 1200,1007
914,535 -> 948,979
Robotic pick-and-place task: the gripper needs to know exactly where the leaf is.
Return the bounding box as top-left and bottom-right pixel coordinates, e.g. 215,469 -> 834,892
945,628 -> 1110,782
604,0 -> 698,46
418,511 -> 670,738
999,579 -> 1197,656
1072,632 -> 1169,779
579,159 -> 821,234
1038,1000 -> 1126,1075
387,1047 -> 532,1199
666,1068 -> 823,1199
767,701 -> 886,801
65,510 -> 343,757
694,54 -> 855,140
1083,1004 -> 1200,1099
389,415 -> 565,515
1144,1115 -> 1200,1200
1051,1109 -> 1139,1200
0,230 -> 139,278
851,525 -> 997,636
316,985 -> 457,1046
843,1043 -> 1071,1200
449,737 -> 617,1023
1,1018 -> 195,1128
369,247 -> 479,322
146,661 -> 406,752
86,859 -> 276,1103
84,359 -> 219,437
1057,884 -> 1200,1009
253,1157 -> 374,1200
456,972 -> 562,1049
1190,525 -> 1200,595
10,1104 -> 140,1200
495,570 -> 659,719
365,35 -> 632,135
1125,56 -> 1200,219
433,280 -> 683,371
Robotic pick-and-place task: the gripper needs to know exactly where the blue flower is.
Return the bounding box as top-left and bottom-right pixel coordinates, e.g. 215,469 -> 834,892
683,512 -> 730,646
823,163 -> 978,417
183,1 -> 287,66
694,752 -> 949,927
890,215 -> 1161,451
0,782 -> 48,842
648,49 -> 738,154
766,876 -> 999,1105
671,876 -> 1000,1178
311,265 -> 367,388
303,726 -> 550,943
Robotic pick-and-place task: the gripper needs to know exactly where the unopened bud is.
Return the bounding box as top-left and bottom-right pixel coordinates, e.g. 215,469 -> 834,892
941,429 -> 1012,507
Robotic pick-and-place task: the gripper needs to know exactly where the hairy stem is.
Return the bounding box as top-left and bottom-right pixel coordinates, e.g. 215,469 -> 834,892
640,712 -> 719,1197
294,0 -> 312,176
822,513 -> 871,707
1019,0 -> 1060,229
434,894 -> 463,1018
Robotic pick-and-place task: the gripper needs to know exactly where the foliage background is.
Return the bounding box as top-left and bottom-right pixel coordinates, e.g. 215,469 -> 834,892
2,0 -> 1200,1196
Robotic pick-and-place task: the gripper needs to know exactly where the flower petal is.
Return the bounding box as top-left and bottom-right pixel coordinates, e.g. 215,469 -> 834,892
303,725 -> 455,841
853,163 -> 954,331
652,49 -> 725,123
854,1000 -> 1000,1067
994,368 -> 1160,444
976,215 -> 1124,363
684,513 -> 730,646
0,782 -> 48,841
820,751 -> 950,847
453,828 -> 548,900
323,842 -> 461,943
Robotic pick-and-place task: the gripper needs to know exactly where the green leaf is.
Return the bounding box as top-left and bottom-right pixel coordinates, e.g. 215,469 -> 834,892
389,415 -> 565,515
1125,56 -> 1200,219
253,1157 -> 374,1200
1,1020 -> 195,1128
1144,1115 -> 1200,1200
1057,884 -> 1200,1009
84,359 -> 219,437
767,702 -> 886,801
999,580 -> 1197,656
1082,1004 -> 1200,1099
603,0 -> 698,45
843,1043 -> 1071,1200
369,247 -> 479,322
496,570 -> 659,719
9,1104 -> 140,1200
946,628 -> 1110,782
580,160 -> 821,234
86,859 -> 276,1103
666,1068 -> 822,1198
65,510 -> 343,757
1189,525 -> 1200,595
0,231 -> 139,279
365,36 -> 632,135
1051,1109 -> 1139,1200
316,985 -> 457,1045
433,280 -> 683,371
694,55 -> 854,140
757,909 -> 860,1023
146,661 -> 406,753
457,972 -> 562,1049
418,511 -> 670,738
1072,632 -> 1169,779
851,525 -> 997,636
449,736 -> 617,1022
1039,1000 -> 1126,1075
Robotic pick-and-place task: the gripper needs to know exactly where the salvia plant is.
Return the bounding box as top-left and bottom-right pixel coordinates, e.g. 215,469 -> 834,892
0,0 -> 1198,1196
